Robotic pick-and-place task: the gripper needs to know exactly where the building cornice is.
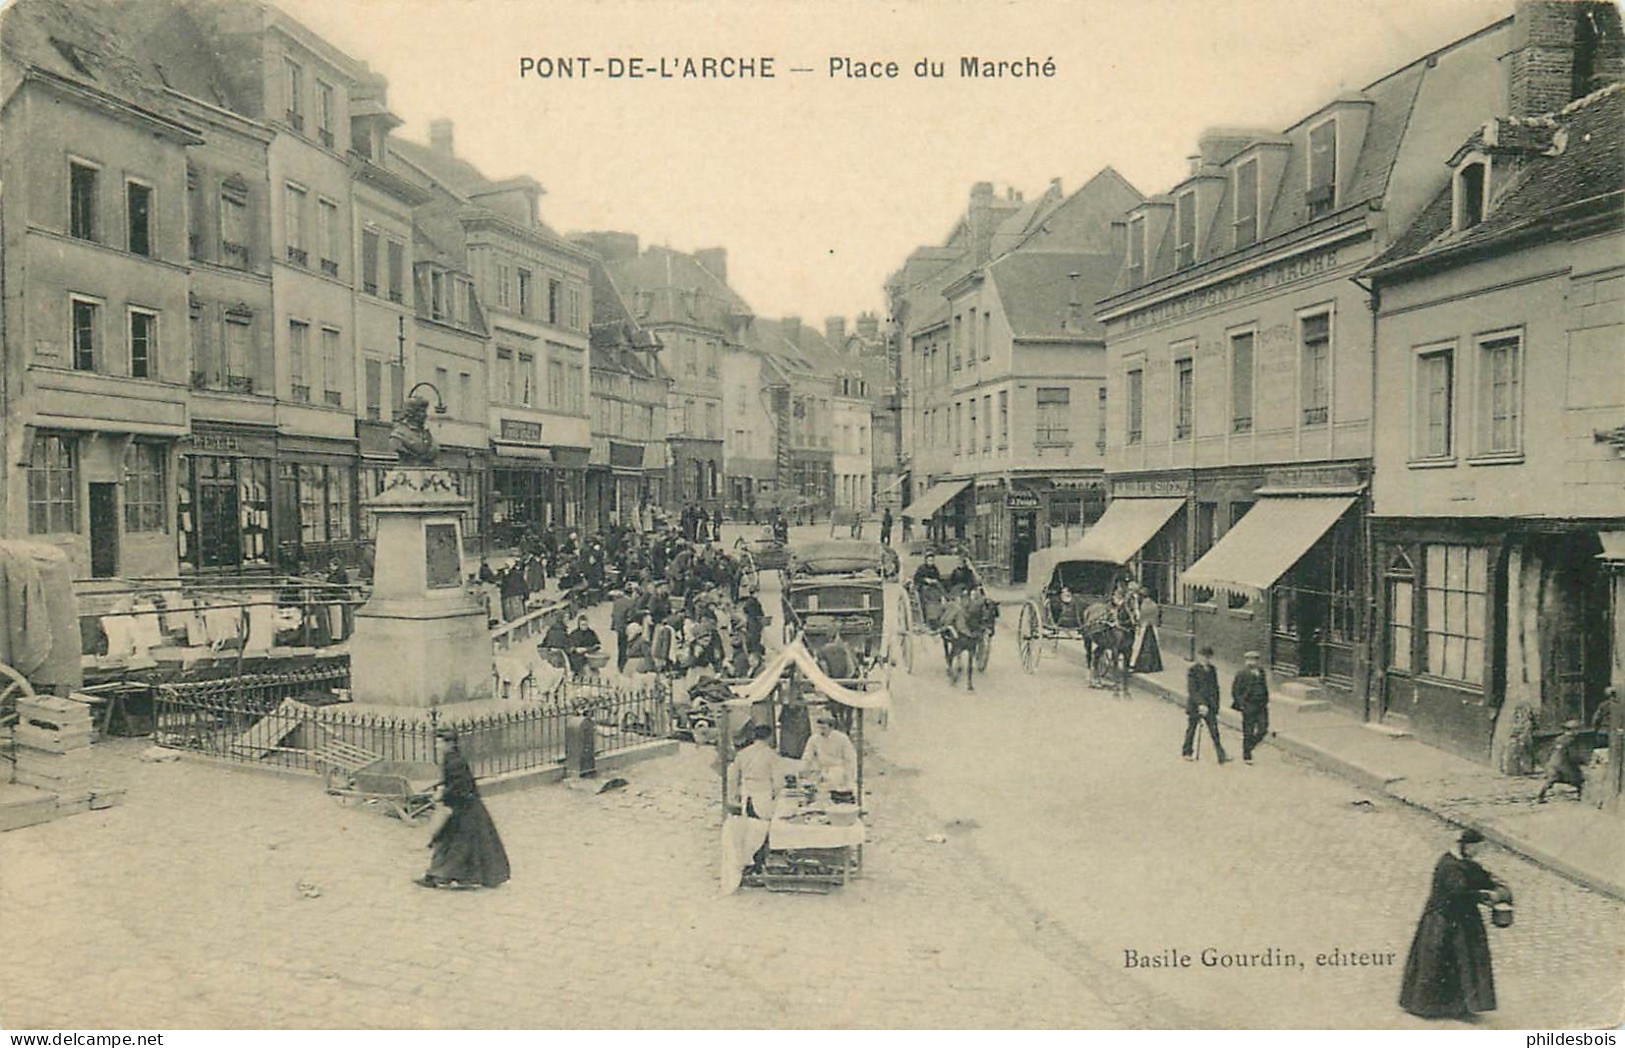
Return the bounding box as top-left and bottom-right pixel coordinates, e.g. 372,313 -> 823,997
23,68 -> 203,144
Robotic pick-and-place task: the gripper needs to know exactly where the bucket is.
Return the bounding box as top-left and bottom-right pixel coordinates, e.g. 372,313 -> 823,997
1491,902 -> 1514,928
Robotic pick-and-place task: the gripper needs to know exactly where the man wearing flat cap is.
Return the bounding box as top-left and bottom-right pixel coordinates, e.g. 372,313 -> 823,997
1231,650 -> 1271,764
1536,718 -> 1590,803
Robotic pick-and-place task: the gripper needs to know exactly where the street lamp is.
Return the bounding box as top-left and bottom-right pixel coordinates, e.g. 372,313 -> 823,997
407,381 -> 449,415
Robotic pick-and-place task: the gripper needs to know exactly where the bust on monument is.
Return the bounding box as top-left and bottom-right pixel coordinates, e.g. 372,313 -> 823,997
391,394 -> 439,464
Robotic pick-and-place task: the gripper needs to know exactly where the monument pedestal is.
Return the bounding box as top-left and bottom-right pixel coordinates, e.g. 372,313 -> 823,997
350,468 -> 491,707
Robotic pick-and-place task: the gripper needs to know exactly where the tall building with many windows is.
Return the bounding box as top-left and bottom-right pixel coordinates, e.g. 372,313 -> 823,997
0,0 -> 203,577
1362,17 -> 1623,766
1094,13 -> 1523,713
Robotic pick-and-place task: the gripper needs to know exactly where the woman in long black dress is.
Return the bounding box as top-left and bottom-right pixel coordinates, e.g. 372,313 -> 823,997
418,728 -> 510,889
1399,829 -> 1510,1020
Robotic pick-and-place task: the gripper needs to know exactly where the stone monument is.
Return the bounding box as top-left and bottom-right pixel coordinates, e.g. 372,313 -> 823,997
348,396 -> 492,706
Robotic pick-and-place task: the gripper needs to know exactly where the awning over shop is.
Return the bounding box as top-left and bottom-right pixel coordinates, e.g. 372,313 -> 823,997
1070,497 -> 1185,565
901,479 -> 969,520
1598,532 -> 1625,565
1182,496 -> 1357,598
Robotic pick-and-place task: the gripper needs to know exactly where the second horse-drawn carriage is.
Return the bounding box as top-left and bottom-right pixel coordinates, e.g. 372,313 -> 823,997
1014,546 -> 1136,687
779,540 -> 895,684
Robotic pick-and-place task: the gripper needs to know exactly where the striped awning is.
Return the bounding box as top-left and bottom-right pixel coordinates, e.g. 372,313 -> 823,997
1182,496 -> 1356,598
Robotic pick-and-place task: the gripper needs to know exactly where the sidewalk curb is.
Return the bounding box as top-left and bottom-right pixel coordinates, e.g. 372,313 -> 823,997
1122,671 -> 1625,902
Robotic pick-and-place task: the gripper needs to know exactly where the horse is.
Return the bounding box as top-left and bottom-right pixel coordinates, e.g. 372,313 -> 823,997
943,590 -> 999,692
1081,600 -> 1134,691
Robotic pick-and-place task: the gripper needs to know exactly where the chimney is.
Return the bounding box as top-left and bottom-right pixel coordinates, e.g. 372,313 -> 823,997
429,118 -> 454,156
576,231 -> 640,263
1506,1 -> 1614,116
856,312 -> 880,341
782,316 -> 802,349
825,316 -> 847,344
695,247 -> 727,284
970,181 -> 994,205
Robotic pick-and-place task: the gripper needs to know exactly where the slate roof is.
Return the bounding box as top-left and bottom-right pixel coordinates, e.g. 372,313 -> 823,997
987,251 -> 1120,341
587,259 -> 667,381
1369,83 -> 1625,276
1,0 -> 188,118
601,245 -> 753,334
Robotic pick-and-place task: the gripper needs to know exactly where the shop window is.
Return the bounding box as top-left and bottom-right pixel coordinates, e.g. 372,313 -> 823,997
1422,544 -> 1487,685
298,464 -> 327,543
122,443 -> 166,532
1388,577 -> 1414,673
1187,500 -> 1217,605
1225,502 -> 1253,609
27,434 -> 78,534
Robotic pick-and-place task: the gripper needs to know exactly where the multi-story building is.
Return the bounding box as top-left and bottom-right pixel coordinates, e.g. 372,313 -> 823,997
759,318 -> 835,518
581,235 -> 748,514
0,0 -> 202,579
916,170 -> 1142,581
392,121 -> 594,549
723,331 -> 789,520
1094,14 -> 1523,713
887,181 -> 1030,521
585,258 -> 669,530
1361,16 -> 1623,765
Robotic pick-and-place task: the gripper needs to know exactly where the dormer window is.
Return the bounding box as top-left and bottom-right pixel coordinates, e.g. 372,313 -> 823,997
1175,191 -> 1197,269
1126,213 -> 1146,284
1454,158 -> 1488,230
1307,118 -> 1337,217
1234,158 -> 1259,248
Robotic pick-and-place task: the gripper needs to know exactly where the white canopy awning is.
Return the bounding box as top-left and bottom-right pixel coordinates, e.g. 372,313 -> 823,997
901,479 -> 970,520
1182,496 -> 1357,598
723,637 -> 890,711
1070,497 -> 1186,565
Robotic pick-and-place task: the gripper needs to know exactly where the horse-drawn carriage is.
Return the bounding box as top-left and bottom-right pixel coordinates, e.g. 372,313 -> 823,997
780,541 -> 893,684
734,527 -> 792,573
896,558 -> 995,687
1014,546 -> 1135,686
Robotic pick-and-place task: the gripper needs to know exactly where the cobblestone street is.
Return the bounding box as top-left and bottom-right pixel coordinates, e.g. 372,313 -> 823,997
2,560 -> 1622,1029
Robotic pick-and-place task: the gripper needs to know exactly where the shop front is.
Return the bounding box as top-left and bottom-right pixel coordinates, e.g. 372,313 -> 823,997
1372,520 -> 1620,765
900,477 -> 970,547
178,422 -> 277,574
1182,464 -> 1369,715
553,446 -> 589,531
274,435 -> 361,574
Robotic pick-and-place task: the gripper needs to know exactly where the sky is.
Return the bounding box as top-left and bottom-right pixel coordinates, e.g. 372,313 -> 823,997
274,0 -> 1511,323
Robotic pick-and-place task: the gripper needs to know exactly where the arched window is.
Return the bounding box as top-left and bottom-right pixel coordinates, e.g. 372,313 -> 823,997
1454,158 -> 1488,230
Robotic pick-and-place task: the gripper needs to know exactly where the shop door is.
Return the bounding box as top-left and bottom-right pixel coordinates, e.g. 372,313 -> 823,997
198,472 -> 243,569
88,483 -> 119,578
1011,512 -> 1036,584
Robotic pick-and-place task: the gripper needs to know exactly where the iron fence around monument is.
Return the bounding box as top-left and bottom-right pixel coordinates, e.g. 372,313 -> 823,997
153,669 -> 674,781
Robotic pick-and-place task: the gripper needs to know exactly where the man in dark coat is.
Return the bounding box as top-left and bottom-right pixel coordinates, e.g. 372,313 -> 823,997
1182,646 -> 1229,763
610,588 -> 636,672
880,508 -> 894,546
1231,650 -> 1271,764
1399,829 -> 1509,1020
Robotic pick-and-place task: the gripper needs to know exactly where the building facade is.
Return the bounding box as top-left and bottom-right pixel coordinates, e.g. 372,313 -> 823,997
1094,18 -> 1520,711
586,258 -> 669,530
1363,32 -> 1624,764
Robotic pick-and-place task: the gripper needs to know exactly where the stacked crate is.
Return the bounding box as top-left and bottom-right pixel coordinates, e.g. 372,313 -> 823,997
13,695 -> 93,805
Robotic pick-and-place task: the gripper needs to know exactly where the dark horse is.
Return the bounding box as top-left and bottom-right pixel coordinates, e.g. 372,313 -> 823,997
943,591 -> 999,692
1081,600 -> 1134,691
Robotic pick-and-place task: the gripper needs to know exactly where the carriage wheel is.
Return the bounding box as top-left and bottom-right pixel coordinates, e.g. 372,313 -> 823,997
0,661 -> 36,726
895,595 -> 915,674
1017,603 -> 1041,673
899,631 -> 913,674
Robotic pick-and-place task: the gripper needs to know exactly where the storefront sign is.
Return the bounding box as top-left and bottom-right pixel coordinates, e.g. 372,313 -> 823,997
1006,493 -> 1042,509
183,428 -> 277,458
500,419 -> 543,443
1121,245 -> 1345,331
1112,476 -> 1190,498
1261,465 -> 1364,491
608,441 -> 644,469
